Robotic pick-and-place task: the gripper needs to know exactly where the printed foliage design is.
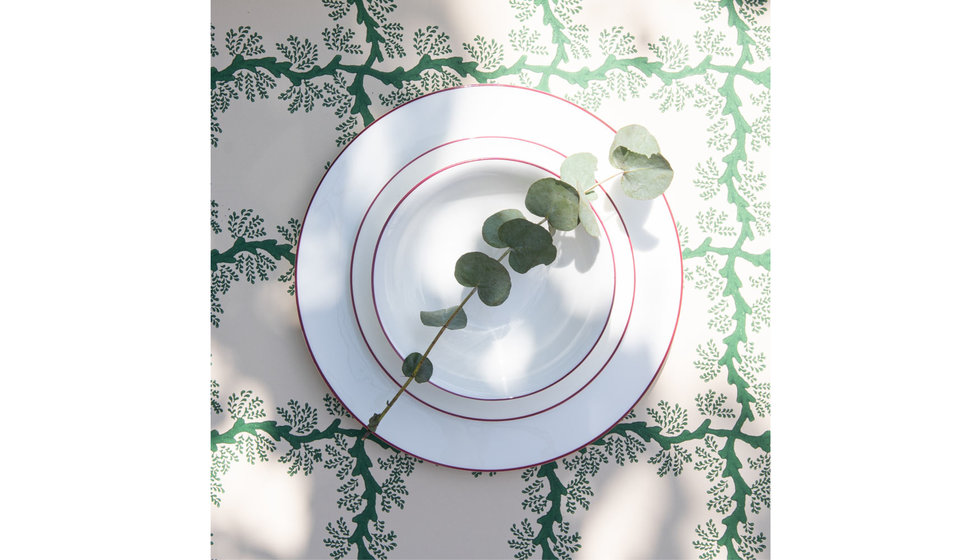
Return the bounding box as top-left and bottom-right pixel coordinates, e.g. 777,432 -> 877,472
211,0 -> 770,558
210,201 -> 299,327
211,382 -> 420,560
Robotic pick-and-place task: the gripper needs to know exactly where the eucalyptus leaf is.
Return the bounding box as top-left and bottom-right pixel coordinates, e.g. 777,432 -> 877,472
497,218 -> 557,273
609,124 -> 661,165
402,352 -> 433,383
560,152 -> 598,193
579,200 -> 600,237
611,146 -> 674,200
525,178 -> 580,231
420,306 -> 467,330
482,209 -> 524,248
454,251 -> 511,306
559,154 -> 602,238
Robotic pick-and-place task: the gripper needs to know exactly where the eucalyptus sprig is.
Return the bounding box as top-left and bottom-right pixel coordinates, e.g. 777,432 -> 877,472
364,124 -> 673,436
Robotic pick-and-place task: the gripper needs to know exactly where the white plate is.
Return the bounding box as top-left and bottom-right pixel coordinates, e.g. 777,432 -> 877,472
350,137 -> 636,421
296,85 -> 682,471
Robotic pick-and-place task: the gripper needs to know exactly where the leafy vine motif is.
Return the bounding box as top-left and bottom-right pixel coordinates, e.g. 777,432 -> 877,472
210,0 -> 769,146
211,0 -> 771,557
210,201 -> 299,327
210,381 -> 421,560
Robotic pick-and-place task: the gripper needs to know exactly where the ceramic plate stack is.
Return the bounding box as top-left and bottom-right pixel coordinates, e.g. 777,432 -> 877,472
296,85 -> 682,471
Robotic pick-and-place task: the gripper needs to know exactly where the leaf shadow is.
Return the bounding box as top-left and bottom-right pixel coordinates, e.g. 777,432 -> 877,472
552,225 -> 601,273
610,180 -> 661,252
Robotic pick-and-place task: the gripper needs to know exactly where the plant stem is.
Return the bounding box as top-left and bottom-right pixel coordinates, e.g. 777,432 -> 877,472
583,171 -> 624,197
363,217 -> 553,437
363,287 -> 477,437
364,246 -> 519,437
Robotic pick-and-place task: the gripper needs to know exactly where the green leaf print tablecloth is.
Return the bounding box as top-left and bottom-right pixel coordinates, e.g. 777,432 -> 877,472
210,1 -> 771,558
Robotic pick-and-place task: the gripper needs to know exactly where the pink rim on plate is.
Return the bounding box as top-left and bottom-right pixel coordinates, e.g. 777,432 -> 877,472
347,138 -> 637,421
295,84 -> 683,471
367,154 -> 619,403
346,146 -> 636,422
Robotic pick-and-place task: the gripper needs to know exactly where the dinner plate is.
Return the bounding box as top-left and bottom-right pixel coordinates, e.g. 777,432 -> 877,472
296,85 -> 682,471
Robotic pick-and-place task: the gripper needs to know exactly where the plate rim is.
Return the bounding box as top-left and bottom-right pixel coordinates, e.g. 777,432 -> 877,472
364,151 -> 620,403
294,83 -> 684,471
350,149 -> 635,420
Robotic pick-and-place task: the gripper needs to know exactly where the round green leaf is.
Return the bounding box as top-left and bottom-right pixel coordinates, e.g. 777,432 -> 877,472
497,218 -> 557,273
454,251 -> 512,306
579,200 -> 600,237
525,178 -> 580,231
420,306 -> 467,330
609,124 -> 661,166
482,209 -> 524,248
560,152 -> 598,193
612,146 -> 674,200
402,352 -> 433,383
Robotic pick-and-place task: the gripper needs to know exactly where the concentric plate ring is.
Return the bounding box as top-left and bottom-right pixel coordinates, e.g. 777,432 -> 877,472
295,84 -> 683,471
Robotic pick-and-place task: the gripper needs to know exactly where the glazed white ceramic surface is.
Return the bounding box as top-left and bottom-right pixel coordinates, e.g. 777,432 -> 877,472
350,136 -> 637,421
296,85 -> 682,471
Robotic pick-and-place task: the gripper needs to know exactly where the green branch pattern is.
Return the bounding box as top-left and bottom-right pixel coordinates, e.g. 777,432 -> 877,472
680,1 -> 771,557
210,0 -> 770,144
210,237 -> 295,271
683,236 -> 770,270
211,0 -> 771,557
509,462 -> 581,560
210,382 -> 414,560
210,201 -> 300,327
